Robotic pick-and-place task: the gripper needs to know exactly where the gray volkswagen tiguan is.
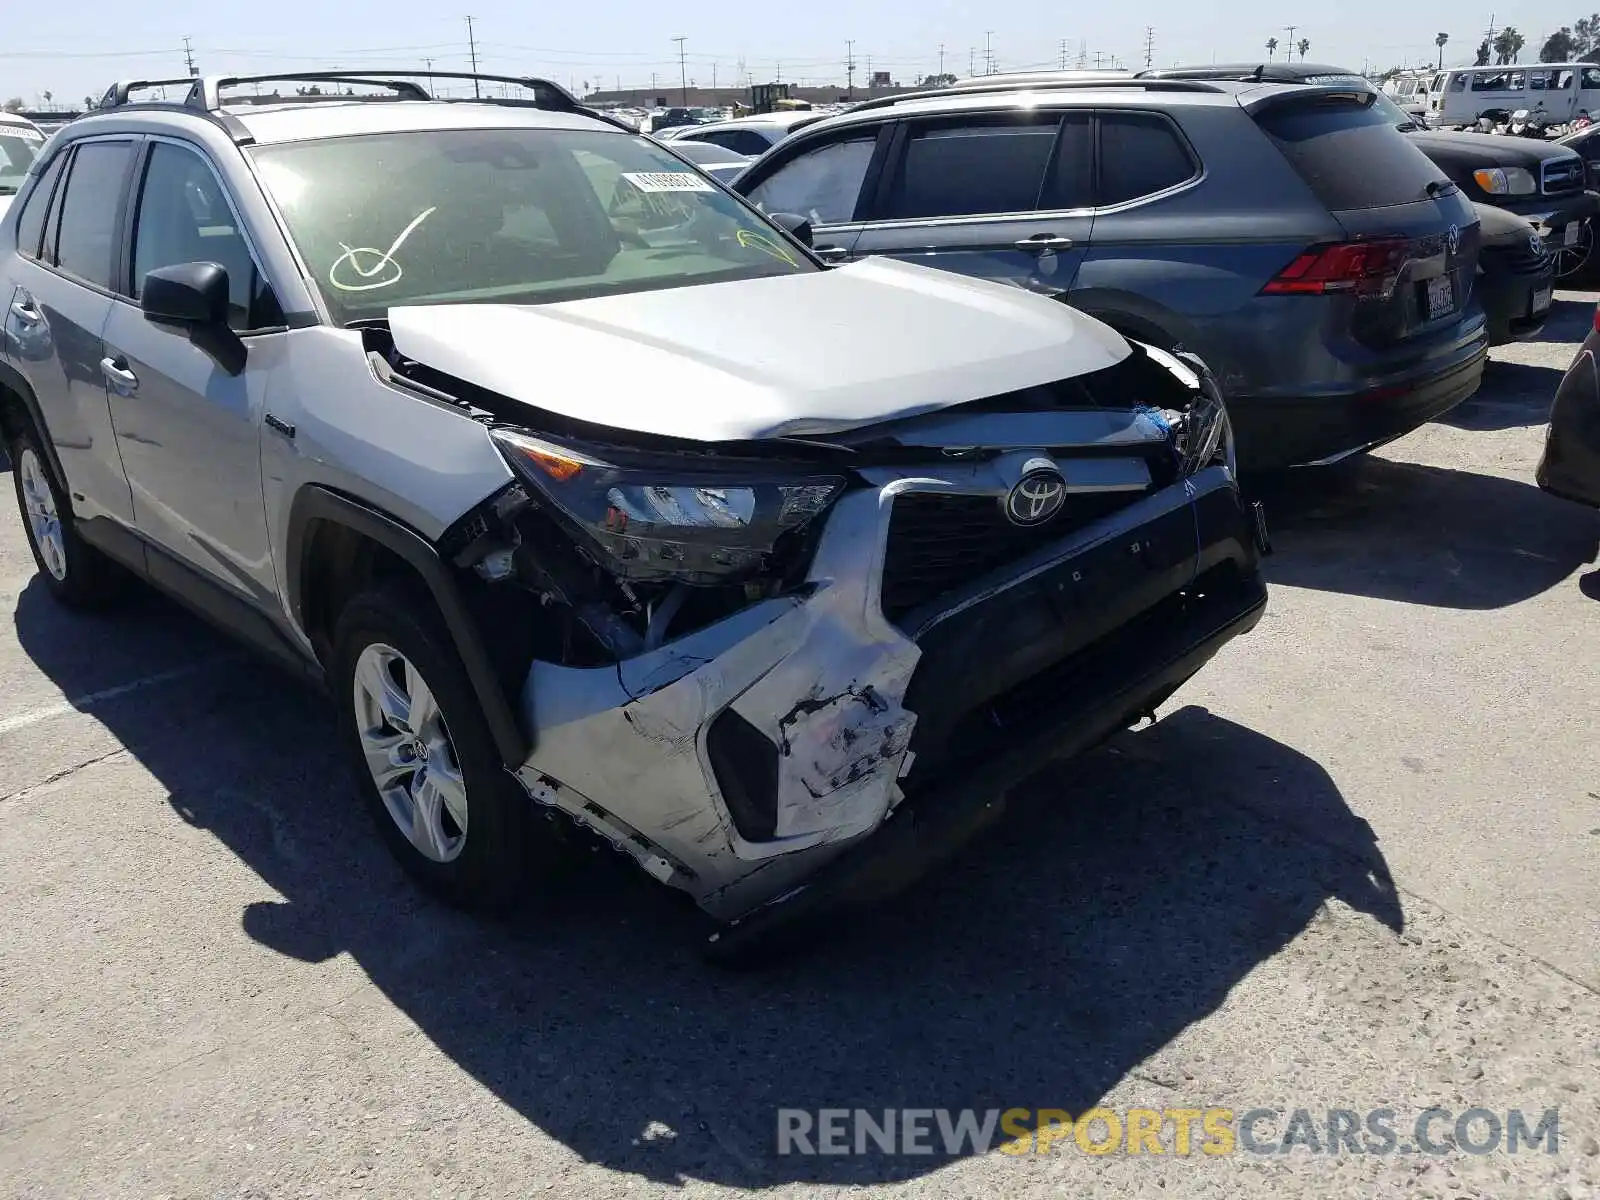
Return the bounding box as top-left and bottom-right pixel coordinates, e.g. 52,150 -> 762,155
735,77 -> 1489,471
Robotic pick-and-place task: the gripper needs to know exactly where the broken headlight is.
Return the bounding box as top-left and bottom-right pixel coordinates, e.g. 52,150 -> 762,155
490,429 -> 846,584
1145,348 -> 1237,478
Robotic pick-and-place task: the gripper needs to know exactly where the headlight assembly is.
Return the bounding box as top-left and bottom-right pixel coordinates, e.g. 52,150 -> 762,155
490,429 -> 845,584
1472,166 -> 1537,196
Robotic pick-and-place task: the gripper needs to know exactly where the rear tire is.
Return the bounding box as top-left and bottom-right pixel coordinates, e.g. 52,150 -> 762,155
9,427 -> 124,609
332,582 -> 561,909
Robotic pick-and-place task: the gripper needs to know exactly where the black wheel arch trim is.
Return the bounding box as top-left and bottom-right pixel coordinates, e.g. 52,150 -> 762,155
286,485 -> 531,768
0,360 -> 70,488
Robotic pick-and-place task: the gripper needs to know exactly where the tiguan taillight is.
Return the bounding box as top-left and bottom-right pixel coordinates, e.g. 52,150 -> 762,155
1262,239 -> 1412,297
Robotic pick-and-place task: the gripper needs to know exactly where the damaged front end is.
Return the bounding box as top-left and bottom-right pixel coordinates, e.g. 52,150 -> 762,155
414,337 -> 1268,929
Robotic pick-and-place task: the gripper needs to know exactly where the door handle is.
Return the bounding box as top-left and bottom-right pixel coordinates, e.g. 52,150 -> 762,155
813,244 -> 851,264
100,356 -> 139,392
9,298 -> 41,325
1016,234 -> 1074,252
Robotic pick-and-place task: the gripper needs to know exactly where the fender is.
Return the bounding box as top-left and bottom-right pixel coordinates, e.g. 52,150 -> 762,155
285,485 -> 530,768
0,359 -> 70,488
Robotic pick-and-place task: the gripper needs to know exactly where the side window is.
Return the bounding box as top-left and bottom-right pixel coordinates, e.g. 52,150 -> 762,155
1098,114 -> 1197,207
53,140 -> 134,289
1531,71 -> 1550,91
13,151 -> 67,259
1560,70 -> 1577,90
693,129 -> 770,156
1583,67 -> 1600,90
1508,72 -> 1526,90
881,115 -> 1061,220
130,142 -> 280,331
1449,74 -> 1467,92
744,137 -> 876,225
1039,114 -> 1094,210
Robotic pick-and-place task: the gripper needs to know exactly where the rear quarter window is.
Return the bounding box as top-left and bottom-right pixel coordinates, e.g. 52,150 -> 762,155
1255,98 -> 1448,211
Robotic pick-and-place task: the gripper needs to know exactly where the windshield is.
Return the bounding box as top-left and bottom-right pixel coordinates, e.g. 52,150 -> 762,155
0,123 -> 45,195
249,127 -> 813,325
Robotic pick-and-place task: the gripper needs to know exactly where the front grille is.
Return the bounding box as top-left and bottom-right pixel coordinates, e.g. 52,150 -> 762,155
1542,158 -> 1585,197
879,490 -> 1139,621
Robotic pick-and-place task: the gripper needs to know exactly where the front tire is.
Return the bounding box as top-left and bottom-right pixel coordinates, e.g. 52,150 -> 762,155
10,428 -> 123,609
332,583 -> 556,909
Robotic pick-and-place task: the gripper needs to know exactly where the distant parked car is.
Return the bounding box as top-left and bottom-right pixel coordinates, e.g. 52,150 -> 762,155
670,110 -> 826,156
1538,304 -> 1600,508
666,138 -> 754,184
735,75 -> 1488,471
1151,66 -> 1600,280
1472,203 -> 1555,344
0,112 -> 47,218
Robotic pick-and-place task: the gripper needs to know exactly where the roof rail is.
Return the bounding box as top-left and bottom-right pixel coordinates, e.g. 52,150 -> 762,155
845,76 -> 1223,115
97,78 -> 200,109
95,69 -> 630,140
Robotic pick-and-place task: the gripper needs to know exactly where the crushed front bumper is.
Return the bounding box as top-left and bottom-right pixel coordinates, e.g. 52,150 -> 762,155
513,461 -> 1264,924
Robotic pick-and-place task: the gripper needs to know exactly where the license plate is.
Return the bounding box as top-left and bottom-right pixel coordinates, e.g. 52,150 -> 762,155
1533,285 -> 1553,314
1424,276 -> 1455,320
1565,223 -> 1582,246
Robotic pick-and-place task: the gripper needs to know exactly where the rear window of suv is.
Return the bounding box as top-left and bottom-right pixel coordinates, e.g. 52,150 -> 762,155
1255,97 -> 1450,210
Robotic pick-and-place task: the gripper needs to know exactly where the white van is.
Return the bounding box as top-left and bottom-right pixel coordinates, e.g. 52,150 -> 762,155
1383,70 -> 1435,120
1430,63 -> 1600,127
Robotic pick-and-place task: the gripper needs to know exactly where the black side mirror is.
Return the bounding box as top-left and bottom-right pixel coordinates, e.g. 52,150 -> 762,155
141,262 -> 230,328
768,212 -> 814,247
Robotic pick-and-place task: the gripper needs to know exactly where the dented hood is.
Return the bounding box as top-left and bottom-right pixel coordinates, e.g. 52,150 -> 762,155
386,257 -> 1130,441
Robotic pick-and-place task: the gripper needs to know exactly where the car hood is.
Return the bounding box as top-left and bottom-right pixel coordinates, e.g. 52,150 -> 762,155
1408,129 -> 1580,167
387,257 -> 1130,442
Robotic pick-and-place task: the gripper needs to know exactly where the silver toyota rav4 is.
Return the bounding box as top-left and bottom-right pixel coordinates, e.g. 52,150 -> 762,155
0,72 -> 1267,953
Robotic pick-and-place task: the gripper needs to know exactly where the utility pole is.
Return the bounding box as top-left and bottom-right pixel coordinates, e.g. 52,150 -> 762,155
1077,40 -> 1088,68
1094,50 -> 1106,69
424,57 -> 434,93
712,62 -> 718,90
1283,25 -> 1297,65
672,36 -> 688,103
1059,39 -> 1068,69
846,40 -> 856,98
182,35 -> 197,78
984,31 -> 994,75
939,43 -> 946,81
1144,26 -> 1155,69
969,47 -> 976,76
465,16 -> 480,97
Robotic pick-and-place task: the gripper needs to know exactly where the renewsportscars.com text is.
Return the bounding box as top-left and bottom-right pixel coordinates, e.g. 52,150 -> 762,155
776,1107 -> 1563,1157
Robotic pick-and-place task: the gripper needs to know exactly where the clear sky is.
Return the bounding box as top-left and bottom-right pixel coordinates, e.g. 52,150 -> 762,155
2,0 -> 1586,107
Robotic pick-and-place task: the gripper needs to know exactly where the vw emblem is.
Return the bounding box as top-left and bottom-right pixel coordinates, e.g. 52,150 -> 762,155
1004,467 -> 1067,527
1446,224 -> 1460,255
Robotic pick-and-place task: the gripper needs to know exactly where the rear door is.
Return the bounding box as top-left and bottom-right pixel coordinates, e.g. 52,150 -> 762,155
1252,93 -> 1480,349
848,109 -> 1094,294
4,137 -> 139,526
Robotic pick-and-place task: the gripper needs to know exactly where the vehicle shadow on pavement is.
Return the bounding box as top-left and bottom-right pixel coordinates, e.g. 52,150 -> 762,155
1439,360 -> 1564,430
1249,455 -> 1599,608
12,577 -> 1402,1187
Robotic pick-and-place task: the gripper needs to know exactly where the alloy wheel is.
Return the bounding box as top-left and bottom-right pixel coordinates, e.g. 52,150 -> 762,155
1553,221 -> 1594,280
352,642 -> 469,863
19,447 -> 66,582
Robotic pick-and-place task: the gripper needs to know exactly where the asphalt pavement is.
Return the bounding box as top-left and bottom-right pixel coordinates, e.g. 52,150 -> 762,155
1,298 -> 1598,1199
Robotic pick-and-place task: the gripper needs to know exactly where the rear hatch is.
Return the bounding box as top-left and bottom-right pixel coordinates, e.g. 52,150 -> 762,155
1250,90 -> 1481,350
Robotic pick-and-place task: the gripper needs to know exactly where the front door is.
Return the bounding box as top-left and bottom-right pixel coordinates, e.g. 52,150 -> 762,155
849,110 -> 1094,297
98,138 -> 283,605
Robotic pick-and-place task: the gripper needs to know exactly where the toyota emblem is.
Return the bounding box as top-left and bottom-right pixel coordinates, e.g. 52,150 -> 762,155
1004,467 -> 1067,527
1446,224 -> 1460,255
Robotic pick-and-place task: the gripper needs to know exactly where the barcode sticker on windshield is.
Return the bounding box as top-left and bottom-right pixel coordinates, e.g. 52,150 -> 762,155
620,171 -> 716,193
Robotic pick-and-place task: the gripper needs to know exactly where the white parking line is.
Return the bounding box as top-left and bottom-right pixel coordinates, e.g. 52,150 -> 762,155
0,659 -> 233,737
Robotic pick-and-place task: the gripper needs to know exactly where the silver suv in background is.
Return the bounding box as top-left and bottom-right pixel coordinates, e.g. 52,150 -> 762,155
0,71 -> 1266,955
734,76 -> 1489,472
